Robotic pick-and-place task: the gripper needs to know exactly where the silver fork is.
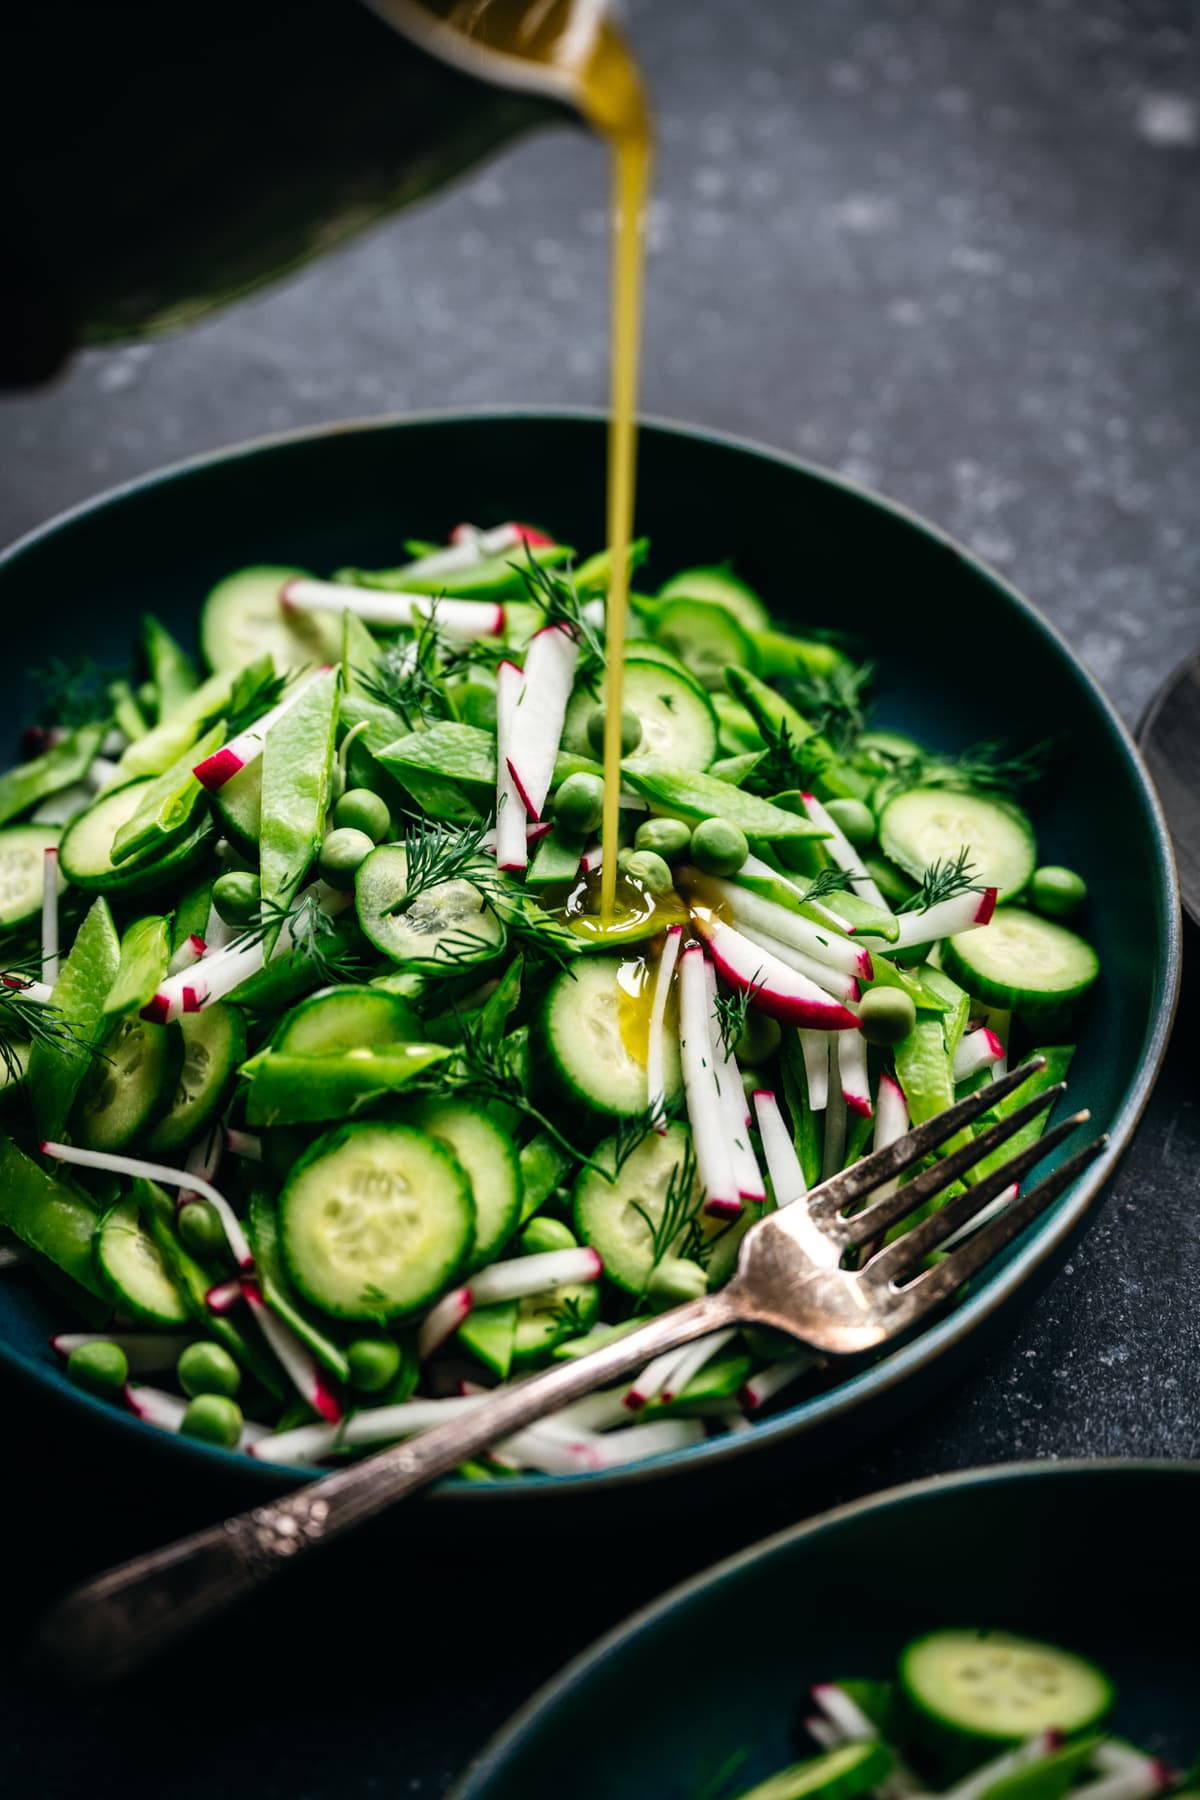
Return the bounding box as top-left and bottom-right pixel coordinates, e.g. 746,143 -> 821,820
35,1057 -> 1103,1683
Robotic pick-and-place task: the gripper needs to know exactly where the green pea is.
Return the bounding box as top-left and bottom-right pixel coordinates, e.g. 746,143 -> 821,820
211,870 -> 261,929
586,707 -> 643,758
1030,865 -> 1087,921
459,682 -> 499,732
346,1337 -> 402,1394
646,1257 -> 709,1308
634,817 -> 692,860
735,1010 -> 782,1066
333,787 -> 391,843
825,797 -> 876,848
177,1341 -> 242,1399
858,985 -> 916,1046
180,1394 -> 244,1448
519,1217 -> 578,1256
318,826 -> 375,890
623,850 -> 674,894
67,1341 -> 129,1396
553,772 -> 605,836
178,1199 -> 227,1259
690,817 -> 749,877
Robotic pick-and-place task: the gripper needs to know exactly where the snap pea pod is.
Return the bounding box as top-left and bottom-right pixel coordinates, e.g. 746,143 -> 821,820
103,915 -> 172,1017
117,654 -> 273,779
571,537 -> 649,594
0,1133 -> 107,1299
378,720 -> 600,793
259,665 -> 340,932
29,897 -> 121,1140
457,1303 -> 518,1379
138,1179 -> 282,1398
749,628 -> 858,681
917,963 -> 971,1059
707,751 -> 767,788
526,827 -> 588,890
170,875 -> 213,953
240,1043 -> 451,1126
893,1019 -> 971,1156
781,1033 -> 823,1189
517,1133 -> 575,1225
868,957 -> 954,1014
0,721 -> 106,829
247,1191 -> 350,1383
643,1347 -> 754,1416
725,666 -> 872,802
712,692 -> 765,755
141,615 -> 198,714
111,721 -> 224,865
621,759 -> 827,841
969,1045 -> 1075,1182
339,693 -> 473,826
108,679 -> 149,743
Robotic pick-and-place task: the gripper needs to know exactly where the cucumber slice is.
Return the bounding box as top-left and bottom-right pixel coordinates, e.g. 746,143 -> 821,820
356,844 -> 505,972
404,1097 -> 521,1269
898,1629 -> 1114,1751
943,908 -> 1099,1020
511,1278 -> 600,1366
71,1015 -> 184,1152
142,1002 -> 246,1155
0,824 -> 63,934
562,659 -> 718,770
542,957 -> 682,1119
272,984 -> 421,1055
59,779 -> 211,896
280,1122 -> 474,1320
96,1197 -> 190,1326
657,562 -> 771,632
573,1122 -> 700,1293
879,787 -> 1036,902
211,758 -> 261,857
731,1741 -> 891,1800
650,598 -> 759,691
201,565 -> 340,674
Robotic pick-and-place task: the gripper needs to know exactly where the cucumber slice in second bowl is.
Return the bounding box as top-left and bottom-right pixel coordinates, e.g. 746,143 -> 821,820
281,1122 -> 474,1320
357,844 -> 506,972
879,786 -> 1036,902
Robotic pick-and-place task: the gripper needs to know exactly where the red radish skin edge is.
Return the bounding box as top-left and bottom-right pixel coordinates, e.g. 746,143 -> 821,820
705,1197 -> 744,1220
241,1278 -> 343,1424
505,757 -> 539,821
844,1093 -> 873,1119
975,888 -> 998,924
205,1280 -> 242,1315
193,745 -> 246,792
704,939 -> 858,1030
140,993 -> 172,1024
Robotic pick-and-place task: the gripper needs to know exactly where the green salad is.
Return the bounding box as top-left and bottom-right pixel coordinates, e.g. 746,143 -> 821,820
0,520 -> 1100,1470
723,1629 -> 1189,1800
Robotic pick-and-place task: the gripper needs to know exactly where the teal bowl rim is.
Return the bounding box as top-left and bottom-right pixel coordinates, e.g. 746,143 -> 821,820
0,407 -> 1182,1495
448,1456 -> 1200,1797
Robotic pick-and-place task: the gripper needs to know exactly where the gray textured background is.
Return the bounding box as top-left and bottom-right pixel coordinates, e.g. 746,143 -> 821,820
1,2 -> 1197,1795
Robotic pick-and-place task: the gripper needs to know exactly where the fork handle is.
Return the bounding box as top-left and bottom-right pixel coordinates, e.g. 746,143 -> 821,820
34,1288 -> 743,1684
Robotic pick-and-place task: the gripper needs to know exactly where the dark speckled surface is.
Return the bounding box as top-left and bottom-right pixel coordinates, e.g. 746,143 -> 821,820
0,2 -> 1196,1795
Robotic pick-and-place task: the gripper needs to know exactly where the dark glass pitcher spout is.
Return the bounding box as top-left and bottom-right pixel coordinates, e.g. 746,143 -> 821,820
1,0 -> 572,387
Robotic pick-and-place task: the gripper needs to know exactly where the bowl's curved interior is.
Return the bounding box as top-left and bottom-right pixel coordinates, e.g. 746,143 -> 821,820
453,1461 -> 1200,1797
0,413 -> 1179,1490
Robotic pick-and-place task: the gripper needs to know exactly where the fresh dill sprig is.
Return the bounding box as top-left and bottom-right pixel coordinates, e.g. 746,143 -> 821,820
610,1096 -> 680,1175
713,978 -> 762,1058
631,1135 -> 702,1284
422,1010 -> 590,1172
28,656 -> 116,730
746,717 -> 826,797
548,1293 -> 592,1335
222,668 -> 288,741
801,866 -> 857,905
382,817 -> 500,917
879,736 -> 1054,799
246,892 -> 365,985
898,846 -> 982,913
355,607 -> 451,728
514,551 -> 606,681
0,973 -> 104,1082
782,659 -> 874,755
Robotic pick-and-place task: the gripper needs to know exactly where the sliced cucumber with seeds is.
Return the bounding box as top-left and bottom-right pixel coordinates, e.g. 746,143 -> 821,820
404,1097 -> 521,1270
899,1628 -> 1114,1751
879,787 -> 1036,902
657,563 -> 771,632
943,907 -> 1099,1021
272,984 -> 420,1055
573,1122 -> 700,1293
72,1015 -> 184,1152
561,657 -> 718,770
280,1122 -> 474,1320
142,1002 -> 246,1155
542,957 -> 682,1119
96,1197 -> 190,1326
0,824 -> 63,934
59,780 -> 211,896
356,843 -> 505,972
650,598 -> 759,692
512,1278 -> 600,1366
211,758 -> 261,857
201,565 -> 340,674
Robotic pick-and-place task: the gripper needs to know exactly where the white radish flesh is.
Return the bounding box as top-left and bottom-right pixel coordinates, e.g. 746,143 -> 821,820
707,877 -> 871,977
504,624 -> 580,821
952,1025 -> 1005,1083
417,1286 -> 473,1361
678,945 -> 739,1215
740,1348 -> 822,1410
241,1279 -> 342,1422
42,1141 -> 253,1270
798,1029 -> 830,1111
192,667 -> 331,792
838,1030 -> 873,1118
494,659 -> 528,872
646,924 -> 682,1131
42,848 -> 59,984
870,1071 -> 910,1203
469,1247 -> 602,1306
692,911 -> 858,1031
860,887 -> 997,951
281,578 -> 504,640
800,792 -> 891,912
731,920 -> 862,1003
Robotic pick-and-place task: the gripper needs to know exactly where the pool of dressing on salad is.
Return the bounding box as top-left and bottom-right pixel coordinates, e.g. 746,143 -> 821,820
385,0 -> 652,923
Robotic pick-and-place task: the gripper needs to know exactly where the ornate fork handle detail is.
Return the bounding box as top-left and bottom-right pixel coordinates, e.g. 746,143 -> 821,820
35,1290 -> 740,1684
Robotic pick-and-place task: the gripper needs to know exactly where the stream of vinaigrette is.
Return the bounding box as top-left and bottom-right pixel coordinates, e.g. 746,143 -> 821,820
377,0 -> 653,921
